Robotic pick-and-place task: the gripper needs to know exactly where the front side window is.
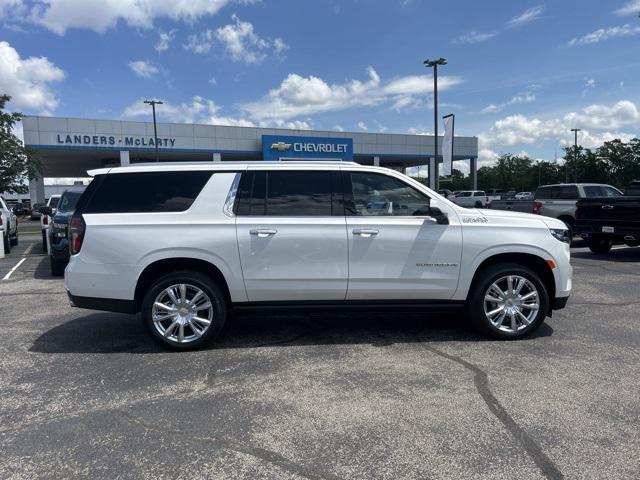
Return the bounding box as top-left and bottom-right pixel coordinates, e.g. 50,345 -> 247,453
82,171 -> 213,213
602,186 -> 622,197
346,172 -> 431,216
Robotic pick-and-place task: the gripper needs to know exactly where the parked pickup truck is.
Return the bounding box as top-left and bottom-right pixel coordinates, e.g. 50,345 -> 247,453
450,190 -> 489,208
574,181 -> 640,253
490,183 -> 623,235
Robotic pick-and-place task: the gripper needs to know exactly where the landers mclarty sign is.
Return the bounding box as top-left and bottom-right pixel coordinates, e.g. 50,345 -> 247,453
56,134 -> 176,148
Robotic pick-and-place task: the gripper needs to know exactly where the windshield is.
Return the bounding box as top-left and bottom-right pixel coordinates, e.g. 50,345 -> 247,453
57,192 -> 82,212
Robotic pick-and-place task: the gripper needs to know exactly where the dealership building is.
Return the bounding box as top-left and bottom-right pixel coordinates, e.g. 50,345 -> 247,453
22,115 -> 479,204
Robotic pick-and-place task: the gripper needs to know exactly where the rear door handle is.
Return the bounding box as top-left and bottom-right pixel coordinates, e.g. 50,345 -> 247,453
250,228 -> 277,237
353,228 -> 379,237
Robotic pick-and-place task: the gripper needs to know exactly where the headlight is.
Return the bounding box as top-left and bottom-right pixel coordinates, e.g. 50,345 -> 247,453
550,228 -> 571,244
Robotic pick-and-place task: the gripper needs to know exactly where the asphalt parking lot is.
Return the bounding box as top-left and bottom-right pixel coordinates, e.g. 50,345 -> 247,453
1,234 -> 639,480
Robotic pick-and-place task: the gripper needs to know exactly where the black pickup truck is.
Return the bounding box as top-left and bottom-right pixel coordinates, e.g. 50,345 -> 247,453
574,181 -> 640,253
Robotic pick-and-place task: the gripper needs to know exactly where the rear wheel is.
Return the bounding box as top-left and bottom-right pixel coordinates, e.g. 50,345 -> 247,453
468,263 -> 549,339
141,271 -> 227,350
3,233 -> 10,254
41,230 -> 48,253
588,235 -> 612,254
50,256 -> 66,276
10,229 -> 18,246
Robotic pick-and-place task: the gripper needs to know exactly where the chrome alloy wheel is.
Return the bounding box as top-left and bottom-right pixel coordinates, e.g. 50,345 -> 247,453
152,284 -> 214,344
483,275 -> 539,333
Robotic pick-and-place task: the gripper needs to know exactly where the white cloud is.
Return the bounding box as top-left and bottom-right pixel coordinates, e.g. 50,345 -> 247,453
614,0 -> 640,16
479,100 -> 640,164
334,124 -> 344,132
507,5 -> 544,28
208,77 -> 217,85
242,67 -> 462,121
568,24 -> 640,46
122,95 -> 312,130
0,41 -> 65,114
27,0 -> 236,35
482,88 -> 536,113
155,30 -> 176,52
0,0 -> 24,17
357,121 -> 368,131
453,30 -> 496,44
128,60 -> 159,78
185,14 -> 288,64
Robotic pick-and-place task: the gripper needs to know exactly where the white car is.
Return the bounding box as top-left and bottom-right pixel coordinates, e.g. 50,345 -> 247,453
451,190 -> 489,208
515,192 -> 533,200
1,196 -> 19,253
40,194 -> 61,253
65,162 -> 572,350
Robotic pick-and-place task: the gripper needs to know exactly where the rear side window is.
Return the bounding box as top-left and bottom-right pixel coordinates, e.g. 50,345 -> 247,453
535,187 -> 551,199
553,185 -> 579,199
236,171 -> 339,216
583,186 -> 603,198
82,171 -> 212,213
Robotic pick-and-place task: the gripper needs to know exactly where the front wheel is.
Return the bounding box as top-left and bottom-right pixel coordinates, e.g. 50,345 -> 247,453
3,233 -> 10,254
588,235 -> 612,254
10,229 -> 18,246
50,256 -> 66,276
467,263 -> 549,339
141,271 -> 227,350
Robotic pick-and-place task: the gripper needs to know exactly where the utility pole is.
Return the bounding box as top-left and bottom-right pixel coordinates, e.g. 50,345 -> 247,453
144,99 -> 163,162
571,128 -> 581,183
424,57 -> 447,191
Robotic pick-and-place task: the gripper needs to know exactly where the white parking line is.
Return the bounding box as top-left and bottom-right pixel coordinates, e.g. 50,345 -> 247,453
2,258 -> 27,281
23,244 -> 34,256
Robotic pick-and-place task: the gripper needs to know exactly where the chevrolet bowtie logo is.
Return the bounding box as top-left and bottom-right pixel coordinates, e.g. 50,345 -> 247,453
270,142 -> 292,151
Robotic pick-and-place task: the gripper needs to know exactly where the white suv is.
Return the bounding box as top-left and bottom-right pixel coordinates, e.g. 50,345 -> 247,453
65,162 -> 572,350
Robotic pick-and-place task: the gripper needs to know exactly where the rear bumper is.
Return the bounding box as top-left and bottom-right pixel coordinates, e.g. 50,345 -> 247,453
575,224 -> 640,238
67,291 -> 137,314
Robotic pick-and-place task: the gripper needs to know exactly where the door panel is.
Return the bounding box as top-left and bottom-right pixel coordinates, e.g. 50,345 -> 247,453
343,170 -> 462,300
346,216 -> 462,300
236,217 -> 348,301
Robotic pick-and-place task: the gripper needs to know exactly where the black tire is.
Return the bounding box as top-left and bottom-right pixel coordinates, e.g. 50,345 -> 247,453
474,200 -> 482,208
42,230 -> 48,253
588,235 -> 612,254
141,270 -> 227,351
3,233 -> 10,254
467,263 -> 549,340
50,256 -> 66,276
10,229 -> 18,246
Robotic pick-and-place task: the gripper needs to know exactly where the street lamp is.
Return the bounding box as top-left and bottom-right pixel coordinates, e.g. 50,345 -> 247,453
424,57 -> 447,191
570,128 -> 581,183
144,99 -> 163,162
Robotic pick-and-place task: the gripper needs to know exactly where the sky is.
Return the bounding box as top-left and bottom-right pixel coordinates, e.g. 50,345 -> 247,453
1,0 -> 640,170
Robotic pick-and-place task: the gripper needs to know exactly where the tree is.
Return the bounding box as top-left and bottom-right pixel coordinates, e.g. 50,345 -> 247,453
0,94 -> 41,194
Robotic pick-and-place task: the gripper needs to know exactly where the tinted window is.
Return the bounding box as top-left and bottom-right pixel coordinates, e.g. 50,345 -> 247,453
457,192 -> 472,197
57,191 -> 83,212
553,185 -> 579,199
473,191 -> 486,196
347,172 -> 430,216
83,171 -> 212,213
535,187 -> 552,199
602,186 -> 622,197
49,197 -> 60,208
236,171 -> 334,216
583,186 -> 603,198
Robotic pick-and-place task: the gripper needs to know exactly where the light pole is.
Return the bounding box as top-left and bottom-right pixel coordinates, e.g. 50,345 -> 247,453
424,57 -> 447,191
144,99 -> 163,162
571,128 -> 581,183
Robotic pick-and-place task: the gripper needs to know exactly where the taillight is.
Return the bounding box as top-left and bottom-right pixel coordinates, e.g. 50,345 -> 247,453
533,201 -> 542,215
42,215 -> 48,225
69,214 -> 86,255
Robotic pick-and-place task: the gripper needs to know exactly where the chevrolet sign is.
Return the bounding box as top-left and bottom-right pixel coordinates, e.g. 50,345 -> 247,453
262,135 -> 353,161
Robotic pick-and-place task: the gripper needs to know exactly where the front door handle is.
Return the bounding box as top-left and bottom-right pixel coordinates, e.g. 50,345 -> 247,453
250,228 -> 277,237
353,228 -> 379,237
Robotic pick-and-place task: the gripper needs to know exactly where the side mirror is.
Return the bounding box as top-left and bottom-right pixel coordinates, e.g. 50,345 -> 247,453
40,206 -> 52,216
429,207 -> 449,225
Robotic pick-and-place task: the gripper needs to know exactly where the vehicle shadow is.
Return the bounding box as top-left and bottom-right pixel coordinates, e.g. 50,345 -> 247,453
33,256 -> 62,280
29,309 -> 555,354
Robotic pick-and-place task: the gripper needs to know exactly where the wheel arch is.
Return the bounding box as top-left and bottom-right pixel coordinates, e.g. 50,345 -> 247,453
134,258 -> 232,312
467,252 -> 556,313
